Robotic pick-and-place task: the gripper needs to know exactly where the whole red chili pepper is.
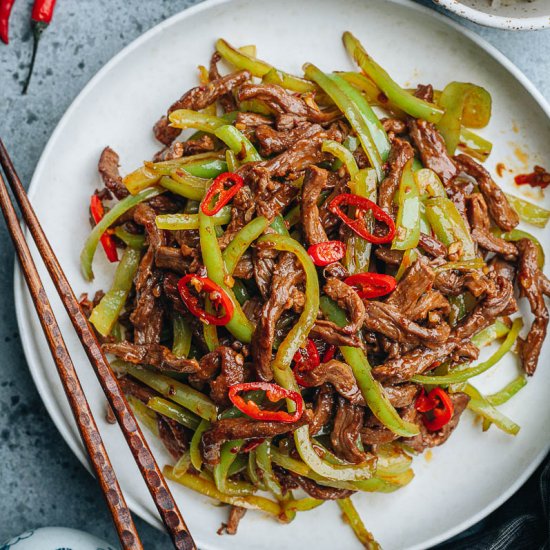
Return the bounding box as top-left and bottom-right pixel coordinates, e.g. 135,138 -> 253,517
90,195 -> 118,263
307,240 -> 346,267
329,193 -> 396,244
414,388 -> 454,432
228,382 -> 304,423
344,272 -> 396,300
0,0 -> 16,44
177,274 -> 234,326
201,172 -> 244,216
22,0 -> 57,94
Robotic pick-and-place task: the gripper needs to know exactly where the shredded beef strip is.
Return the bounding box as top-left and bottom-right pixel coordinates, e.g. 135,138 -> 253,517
236,111 -> 274,128
155,246 -> 188,273
455,154 -> 519,231
152,135 -> 216,163
274,467 -> 355,500
434,269 -> 491,297
309,383 -> 335,435
158,415 -> 189,460
252,252 -> 304,381
218,184 -> 256,250
323,278 -> 365,334
209,52 -> 238,113
98,146 -> 129,199
254,122 -> 315,157
218,506 -> 247,536
375,247 -> 403,266
201,414 -> 309,466
189,346 -> 245,405
361,405 -> 416,446
490,256 -> 516,283
131,204 -> 165,344
309,320 -> 362,348
418,232 -> 447,258
103,341 -> 199,373
517,238 -> 549,375
259,124 -> 342,177
301,165 -> 330,245
408,119 -> 457,186
407,290 -> 450,322
414,84 -> 434,102
248,165 -> 298,222
381,117 -> 407,135
237,83 -> 340,124
363,300 -> 450,348
378,138 -> 414,216
467,193 -> 518,260
405,392 -> 470,452
154,70 -> 250,145
331,397 -> 367,464
119,375 -> 157,403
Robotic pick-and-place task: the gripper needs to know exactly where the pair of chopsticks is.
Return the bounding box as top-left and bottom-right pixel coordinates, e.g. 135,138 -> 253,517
0,139 -> 196,550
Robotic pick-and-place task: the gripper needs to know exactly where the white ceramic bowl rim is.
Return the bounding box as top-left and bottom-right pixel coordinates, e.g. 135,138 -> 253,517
435,0 -> 550,30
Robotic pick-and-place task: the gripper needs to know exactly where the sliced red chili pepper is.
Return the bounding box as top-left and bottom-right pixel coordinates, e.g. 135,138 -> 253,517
322,344 -> 337,363
177,274 -> 234,326
201,172 -> 244,216
228,382 -> 304,423
328,193 -> 396,244
514,166 -> 550,189
344,273 -> 396,300
293,338 -> 320,372
414,388 -> 454,432
307,240 -> 346,266
90,195 -> 118,263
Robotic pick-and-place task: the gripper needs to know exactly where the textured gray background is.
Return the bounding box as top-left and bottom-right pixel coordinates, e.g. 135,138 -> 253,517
0,1 -> 549,548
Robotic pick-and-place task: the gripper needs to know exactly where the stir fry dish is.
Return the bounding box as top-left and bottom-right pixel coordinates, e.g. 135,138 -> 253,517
79,32 -> 550,547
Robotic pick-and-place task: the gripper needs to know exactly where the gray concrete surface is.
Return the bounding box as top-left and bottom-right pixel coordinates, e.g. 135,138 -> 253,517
0,1 -> 549,548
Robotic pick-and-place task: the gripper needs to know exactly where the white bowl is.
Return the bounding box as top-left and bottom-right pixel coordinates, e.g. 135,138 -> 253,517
434,0 -> 550,29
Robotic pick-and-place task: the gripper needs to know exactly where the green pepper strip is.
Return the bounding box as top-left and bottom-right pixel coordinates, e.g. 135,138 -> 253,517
283,497 -> 324,513
222,216 -> 270,274
155,206 -> 231,230
123,152 -> 227,195
437,82 -> 492,154
227,454 -> 248,477
322,139 -> 359,178
425,196 -> 476,260
337,498 -> 382,550
125,364 -> 217,421
199,209 -> 255,343
112,227 -> 146,249
169,109 -> 227,132
127,395 -> 159,436
345,169 -> 377,274
172,451 -> 192,477
392,158 -> 420,251
216,38 -> 317,93
214,124 -> 262,163
375,443 -> 413,476
505,193 -> 550,228
491,227 -> 545,268
80,187 -> 161,281
158,172 -> 209,201
172,312 -> 192,358
415,168 -> 447,199
89,247 -> 141,337
395,249 -> 418,282
256,440 -> 283,499
256,234 -> 376,481
339,71 -> 493,161
247,450 -> 262,488
320,296 -> 420,438
146,396 -> 200,430
471,319 -> 510,348
203,298 -> 220,352
164,466 -> 282,516
214,440 -> 255,496
190,419 -> 210,471
461,384 -> 520,435
413,318 -> 522,385
486,376 -> 527,406
435,258 -> 486,272
304,64 -> 389,181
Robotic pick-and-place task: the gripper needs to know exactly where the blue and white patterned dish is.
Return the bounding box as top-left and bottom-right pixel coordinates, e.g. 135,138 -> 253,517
0,527 -> 116,550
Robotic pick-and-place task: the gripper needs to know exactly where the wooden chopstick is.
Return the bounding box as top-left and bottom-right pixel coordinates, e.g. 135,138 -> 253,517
0,167 -> 143,549
0,139 -> 196,550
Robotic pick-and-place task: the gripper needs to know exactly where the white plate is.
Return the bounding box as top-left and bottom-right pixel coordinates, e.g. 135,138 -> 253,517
13,0 -> 550,548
